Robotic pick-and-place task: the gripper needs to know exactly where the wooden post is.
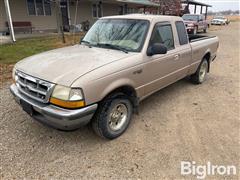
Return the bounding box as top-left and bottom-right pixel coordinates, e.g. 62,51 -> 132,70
194,5 -> 197,14
200,5 -> 203,14
4,0 -> 16,42
205,6 -> 208,20
186,0 -> 189,12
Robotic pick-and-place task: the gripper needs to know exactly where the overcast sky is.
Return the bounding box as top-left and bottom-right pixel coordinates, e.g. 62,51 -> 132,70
195,0 -> 240,12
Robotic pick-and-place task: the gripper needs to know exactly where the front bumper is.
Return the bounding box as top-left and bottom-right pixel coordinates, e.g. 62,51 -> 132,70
211,22 -> 222,25
10,84 -> 98,130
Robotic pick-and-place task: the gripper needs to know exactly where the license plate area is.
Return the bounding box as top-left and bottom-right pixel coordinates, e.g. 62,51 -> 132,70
21,100 -> 33,116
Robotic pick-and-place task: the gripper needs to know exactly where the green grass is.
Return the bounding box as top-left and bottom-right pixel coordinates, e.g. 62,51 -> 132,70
0,34 -> 83,64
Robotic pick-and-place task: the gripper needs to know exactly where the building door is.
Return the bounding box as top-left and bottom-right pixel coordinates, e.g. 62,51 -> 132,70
60,0 -> 70,31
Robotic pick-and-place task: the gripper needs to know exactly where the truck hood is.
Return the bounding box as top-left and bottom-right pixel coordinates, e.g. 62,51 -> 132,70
16,45 -> 134,86
184,20 -> 197,25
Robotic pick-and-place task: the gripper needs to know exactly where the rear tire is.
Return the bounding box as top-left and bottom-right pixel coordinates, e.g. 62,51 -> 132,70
92,93 -> 133,140
190,59 -> 209,84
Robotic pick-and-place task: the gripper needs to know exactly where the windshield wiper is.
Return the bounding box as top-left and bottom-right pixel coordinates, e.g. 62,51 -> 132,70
97,43 -> 129,53
81,40 -> 92,47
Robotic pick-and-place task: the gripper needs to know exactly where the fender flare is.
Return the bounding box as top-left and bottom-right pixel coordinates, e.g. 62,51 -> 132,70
100,78 -> 137,102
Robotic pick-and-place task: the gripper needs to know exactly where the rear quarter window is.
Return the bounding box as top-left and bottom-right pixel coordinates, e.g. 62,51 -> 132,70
175,21 -> 189,45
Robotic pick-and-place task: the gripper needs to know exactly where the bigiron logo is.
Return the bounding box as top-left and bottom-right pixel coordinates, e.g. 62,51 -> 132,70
180,161 -> 237,179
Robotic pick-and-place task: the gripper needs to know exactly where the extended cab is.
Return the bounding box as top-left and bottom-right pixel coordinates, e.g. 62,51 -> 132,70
10,15 -> 219,139
183,14 -> 209,34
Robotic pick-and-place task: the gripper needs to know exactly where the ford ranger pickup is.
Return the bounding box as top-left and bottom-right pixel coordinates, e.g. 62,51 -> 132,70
10,14 -> 219,139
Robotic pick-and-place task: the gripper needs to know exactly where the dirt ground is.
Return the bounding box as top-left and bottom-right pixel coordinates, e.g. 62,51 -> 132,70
0,22 -> 239,179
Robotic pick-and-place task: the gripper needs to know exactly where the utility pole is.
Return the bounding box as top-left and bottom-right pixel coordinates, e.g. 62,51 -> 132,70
4,0 -> 16,42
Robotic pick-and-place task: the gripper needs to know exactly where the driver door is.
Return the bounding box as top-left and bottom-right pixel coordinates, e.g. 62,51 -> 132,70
143,22 -> 185,97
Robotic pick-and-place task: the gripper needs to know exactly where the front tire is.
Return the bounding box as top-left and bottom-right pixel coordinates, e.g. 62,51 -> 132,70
190,59 -> 209,84
193,26 -> 198,35
92,93 -> 133,140
203,27 -> 207,33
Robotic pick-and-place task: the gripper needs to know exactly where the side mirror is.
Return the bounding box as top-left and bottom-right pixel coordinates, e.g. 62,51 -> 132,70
147,43 -> 168,56
80,37 -> 84,43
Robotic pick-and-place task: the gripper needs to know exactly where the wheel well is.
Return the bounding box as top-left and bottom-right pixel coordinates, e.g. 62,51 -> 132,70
104,86 -> 139,108
203,52 -> 211,72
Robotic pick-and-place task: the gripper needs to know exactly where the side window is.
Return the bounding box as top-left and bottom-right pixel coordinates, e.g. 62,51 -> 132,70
150,24 -> 175,50
175,21 -> 189,45
27,0 -> 52,16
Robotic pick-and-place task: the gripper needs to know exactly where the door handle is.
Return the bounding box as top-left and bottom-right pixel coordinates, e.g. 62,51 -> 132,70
174,54 -> 180,61
133,69 -> 143,75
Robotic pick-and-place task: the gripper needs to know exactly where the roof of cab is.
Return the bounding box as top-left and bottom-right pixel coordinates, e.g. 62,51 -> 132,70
101,14 -> 183,22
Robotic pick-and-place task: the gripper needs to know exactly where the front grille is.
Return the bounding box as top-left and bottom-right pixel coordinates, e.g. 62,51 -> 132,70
15,71 -> 54,103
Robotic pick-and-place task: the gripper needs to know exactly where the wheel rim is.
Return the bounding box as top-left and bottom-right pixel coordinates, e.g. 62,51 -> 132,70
199,61 -> 208,82
108,103 -> 128,131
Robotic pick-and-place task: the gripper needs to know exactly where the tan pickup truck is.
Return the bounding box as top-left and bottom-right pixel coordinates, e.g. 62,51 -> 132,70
10,15 -> 219,139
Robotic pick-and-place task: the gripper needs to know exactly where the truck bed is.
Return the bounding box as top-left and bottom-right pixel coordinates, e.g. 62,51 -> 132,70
189,34 -> 217,43
188,34 -> 219,75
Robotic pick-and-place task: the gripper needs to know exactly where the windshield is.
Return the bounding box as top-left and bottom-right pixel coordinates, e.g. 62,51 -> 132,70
182,15 -> 199,21
82,19 -> 149,52
214,16 -> 224,19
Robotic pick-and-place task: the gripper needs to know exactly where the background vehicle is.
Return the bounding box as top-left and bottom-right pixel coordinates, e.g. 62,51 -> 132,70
10,15 -> 219,139
183,14 -> 209,34
211,16 -> 230,25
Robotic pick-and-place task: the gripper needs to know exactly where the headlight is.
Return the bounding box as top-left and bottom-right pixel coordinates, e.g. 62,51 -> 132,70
12,67 -> 17,83
50,85 -> 85,109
